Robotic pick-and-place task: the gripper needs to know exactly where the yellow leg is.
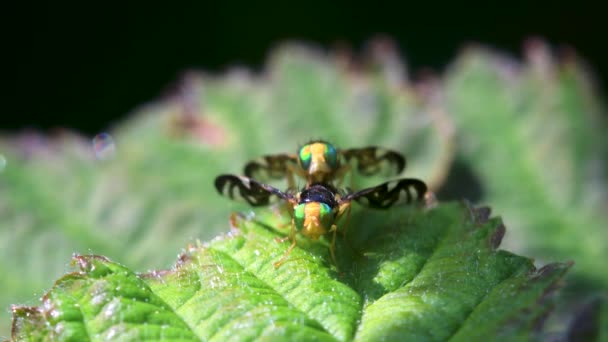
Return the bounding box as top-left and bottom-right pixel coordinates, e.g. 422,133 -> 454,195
273,218 -> 297,268
274,236 -> 290,243
286,163 -> 308,190
329,224 -> 339,270
271,200 -> 293,229
272,197 -> 298,231
337,202 -> 352,237
229,212 -> 241,230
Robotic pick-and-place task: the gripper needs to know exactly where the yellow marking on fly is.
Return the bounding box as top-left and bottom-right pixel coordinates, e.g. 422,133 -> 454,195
302,202 -> 327,240
310,142 -> 327,162
308,142 -> 332,174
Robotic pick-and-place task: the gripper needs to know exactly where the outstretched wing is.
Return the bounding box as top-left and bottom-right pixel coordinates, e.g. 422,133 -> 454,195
340,146 -> 405,177
243,154 -> 298,182
214,174 -> 294,206
342,178 -> 427,209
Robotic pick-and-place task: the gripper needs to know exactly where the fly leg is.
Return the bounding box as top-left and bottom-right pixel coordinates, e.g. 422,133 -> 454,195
286,163 -> 308,190
273,218 -> 297,268
329,224 -> 339,271
336,201 -> 352,238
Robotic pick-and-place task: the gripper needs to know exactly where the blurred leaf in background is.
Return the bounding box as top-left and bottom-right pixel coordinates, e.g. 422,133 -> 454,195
443,39 -> 608,292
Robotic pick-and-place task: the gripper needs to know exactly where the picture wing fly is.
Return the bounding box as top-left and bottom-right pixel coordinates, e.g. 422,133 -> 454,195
343,178 -> 427,209
340,147 -> 405,177
214,174 -> 294,206
243,154 -> 298,182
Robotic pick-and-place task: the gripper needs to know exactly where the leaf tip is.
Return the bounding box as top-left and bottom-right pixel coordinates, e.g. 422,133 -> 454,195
489,223 -> 506,249
10,305 -> 44,340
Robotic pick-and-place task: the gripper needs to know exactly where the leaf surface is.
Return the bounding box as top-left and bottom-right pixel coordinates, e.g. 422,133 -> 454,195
0,43 -> 453,333
11,203 -> 569,341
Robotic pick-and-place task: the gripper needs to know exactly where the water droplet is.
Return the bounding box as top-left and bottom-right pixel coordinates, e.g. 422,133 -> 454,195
91,292 -> 106,305
0,154 -> 6,172
54,322 -> 65,334
50,309 -> 61,318
103,299 -> 120,318
105,327 -> 118,339
92,133 -> 116,160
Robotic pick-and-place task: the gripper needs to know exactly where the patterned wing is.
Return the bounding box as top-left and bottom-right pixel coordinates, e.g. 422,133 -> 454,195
340,146 -> 406,177
243,154 -> 298,182
342,178 -> 427,209
214,174 -> 294,206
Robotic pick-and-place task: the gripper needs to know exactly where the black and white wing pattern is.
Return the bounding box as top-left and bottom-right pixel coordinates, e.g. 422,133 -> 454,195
243,154 -> 298,183
340,146 -> 405,177
342,178 -> 427,209
214,174 -> 294,206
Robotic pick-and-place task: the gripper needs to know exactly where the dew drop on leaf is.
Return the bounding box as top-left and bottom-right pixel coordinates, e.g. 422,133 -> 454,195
106,327 -> 117,340
92,133 -> 116,160
91,292 -> 106,305
103,299 -> 120,318
49,309 -> 61,318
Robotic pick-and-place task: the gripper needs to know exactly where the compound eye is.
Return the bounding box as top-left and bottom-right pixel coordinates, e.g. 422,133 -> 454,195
294,204 -> 306,231
299,145 -> 312,170
318,202 -> 334,229
324,143 -> 338,169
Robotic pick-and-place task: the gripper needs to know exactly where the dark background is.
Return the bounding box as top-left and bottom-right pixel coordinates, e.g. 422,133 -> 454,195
4,2 -> 606,135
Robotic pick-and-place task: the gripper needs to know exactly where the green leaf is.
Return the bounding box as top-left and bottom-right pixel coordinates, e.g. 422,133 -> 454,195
12,256 -> 198,341
0,43 -> 453,333
11,203 -> 570,341
444,42 -> 608,290
3,39 -> 605,338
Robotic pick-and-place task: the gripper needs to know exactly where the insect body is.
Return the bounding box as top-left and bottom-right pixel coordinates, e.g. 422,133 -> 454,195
243,140 -> 406,190
214,174 -> 427,268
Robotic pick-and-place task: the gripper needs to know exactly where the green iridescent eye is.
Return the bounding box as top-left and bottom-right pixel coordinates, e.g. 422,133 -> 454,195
324,143 -> 338,169
299,145 -> 312,170
318,202 -> 333,229
294,204 -> 306,231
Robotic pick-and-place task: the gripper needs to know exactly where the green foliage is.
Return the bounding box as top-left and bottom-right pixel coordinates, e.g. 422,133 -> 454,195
1,39 -> 606,338
444,42 -> 608,290
11,203 -> 569,341
0,43 -> 452,334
